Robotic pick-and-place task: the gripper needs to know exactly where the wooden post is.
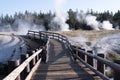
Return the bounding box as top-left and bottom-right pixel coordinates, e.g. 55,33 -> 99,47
97,54 -> 105,74
39,32 -> 41,39
27,50 -> 33,56
78,48 -> 85,61
87,50 -> 93,66
44,33 -> 47,41
8,59 -> 20,80
39,48 -> 42,59
114,60 -> 120,80
35,49 -> 39,61
78,47 -> 82,58
34,32 -> 35,39
41,47 -> 47,63
21,54 -> 29,63
61,36 -> 63,42
32,51 -> 36,65
58,35 -> 60,40
20,54 -> 29,80
58,35 -> 60,41
72,46 -> 77,61
27,51 -> 34,70
59,35 -> 61,41
8,59 -> 20,73
74,47 -> 78,61
27,32 -> 29,38
52,33 -> 54,39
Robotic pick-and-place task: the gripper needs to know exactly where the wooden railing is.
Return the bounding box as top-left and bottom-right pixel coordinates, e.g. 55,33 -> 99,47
3,31 -> 49,80
4,30 -> 120,80
3,30 -> 72,80
27,30 -> 120,80
27,30 -> 72,52
3,49 -> 43,80
72,45 -> 120,80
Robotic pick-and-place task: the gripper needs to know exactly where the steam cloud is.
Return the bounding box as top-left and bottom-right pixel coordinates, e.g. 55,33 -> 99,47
91,33 -> 120,54
51,0 -> 69,31
76,11 -> 114,30
14,18 -> 46,35
85,14 -> 100,30
0,0 -> 70,34
102,21 -> 114,30
0,14 -> 46,35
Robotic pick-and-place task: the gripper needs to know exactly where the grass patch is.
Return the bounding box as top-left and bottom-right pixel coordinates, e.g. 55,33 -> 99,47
60,30 -> 120,41
107,51 -> 120,62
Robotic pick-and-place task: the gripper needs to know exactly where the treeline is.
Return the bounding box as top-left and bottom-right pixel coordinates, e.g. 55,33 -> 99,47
67,9 -> 120,30
0,9 -> 120,31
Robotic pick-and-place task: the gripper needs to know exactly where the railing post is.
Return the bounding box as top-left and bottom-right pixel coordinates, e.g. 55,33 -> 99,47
97,54 -> 105,74
27,50 -> 33,56
72,46 -> 78,61
27,32 -> 29,38
41,47 -> 47,63
27,50 -> 34,70
32,51 -> 36,65
78,48 -> 85,61
8,59 -> 20,80
20,54 -> 29,80
114,60 -> 120,80
58,35 -> 60,41
45,33 -> 47,40
53,33 -> 54,39
39,31 -> 41,39
58,35 -> 60,40
35,49 -> 39,61
87,50 -> 93,66
34,32 -> 35,39
21,54 -> 29,63
59,35 -> 61,41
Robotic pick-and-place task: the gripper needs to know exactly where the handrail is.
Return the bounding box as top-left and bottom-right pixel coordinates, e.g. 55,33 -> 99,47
27,30 -> 72,52
4,30 -> 70,80
72,46 -> 120,80
74,48 -> 120,70
3,49 -> 42,80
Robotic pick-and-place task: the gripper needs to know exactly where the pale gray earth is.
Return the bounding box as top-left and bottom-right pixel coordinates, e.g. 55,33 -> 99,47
0,33 -> 27,64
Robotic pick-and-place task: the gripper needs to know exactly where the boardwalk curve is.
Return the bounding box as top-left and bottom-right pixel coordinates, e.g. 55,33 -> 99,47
30,39 -> 94,80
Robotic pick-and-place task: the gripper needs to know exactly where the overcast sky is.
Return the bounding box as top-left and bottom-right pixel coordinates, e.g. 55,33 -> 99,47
0,0 -> 120,15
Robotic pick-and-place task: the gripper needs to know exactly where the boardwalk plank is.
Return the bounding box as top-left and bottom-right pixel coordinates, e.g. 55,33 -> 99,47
30,39 -> 98,80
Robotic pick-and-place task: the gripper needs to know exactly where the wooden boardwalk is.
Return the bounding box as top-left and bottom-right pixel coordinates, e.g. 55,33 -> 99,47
3,31 -> 120,80
30,39 -> 97,80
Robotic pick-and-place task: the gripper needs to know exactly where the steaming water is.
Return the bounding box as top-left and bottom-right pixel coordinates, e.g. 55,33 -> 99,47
68,36 -> 92,50
69,36 -> 87,47
0,35 -> 27,64
68,33 -> 120,56
91,33 -> 120,55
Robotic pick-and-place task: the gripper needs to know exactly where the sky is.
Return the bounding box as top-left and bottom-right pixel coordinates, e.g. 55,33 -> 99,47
0,0 -> 120,16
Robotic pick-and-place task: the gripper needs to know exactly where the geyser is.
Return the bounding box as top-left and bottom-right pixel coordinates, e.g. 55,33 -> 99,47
51,0 -> 69,31
76,11 -> 114,30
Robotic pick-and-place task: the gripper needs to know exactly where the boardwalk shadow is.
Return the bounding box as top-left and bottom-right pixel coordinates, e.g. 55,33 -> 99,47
32,39 -> 95,80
